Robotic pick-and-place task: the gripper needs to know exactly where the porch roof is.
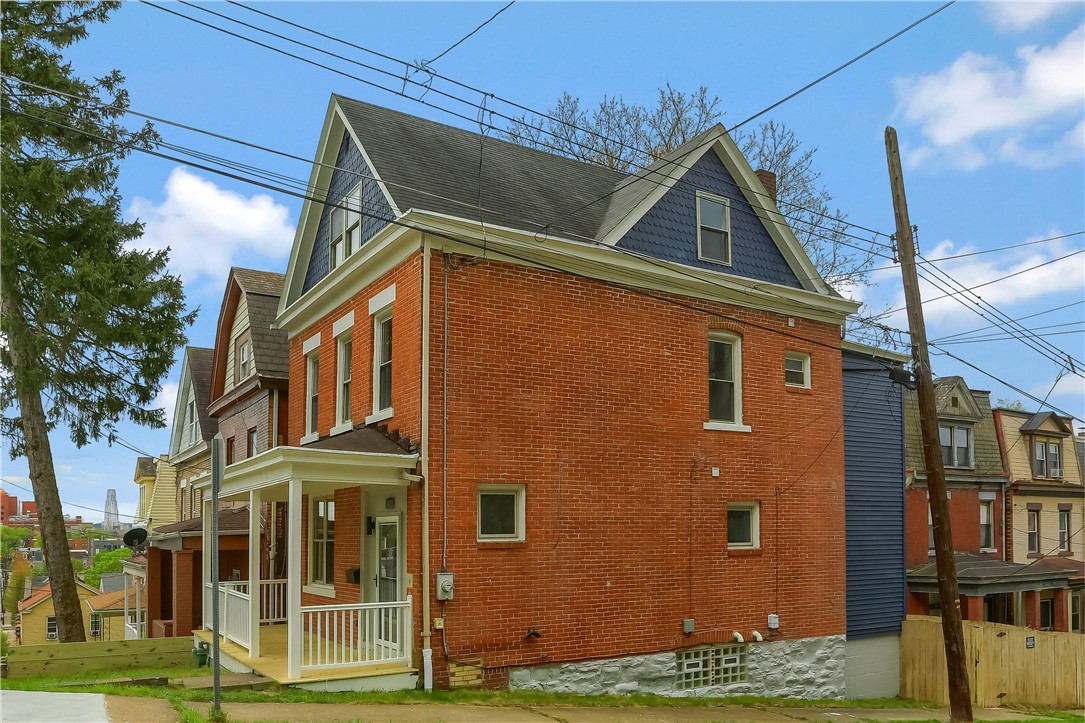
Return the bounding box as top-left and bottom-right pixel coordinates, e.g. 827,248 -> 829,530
194,435 -> 418,500
907,553 -> 1073,596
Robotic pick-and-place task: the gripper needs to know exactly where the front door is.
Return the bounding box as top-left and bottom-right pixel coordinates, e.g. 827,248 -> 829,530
375,516 -> 399,647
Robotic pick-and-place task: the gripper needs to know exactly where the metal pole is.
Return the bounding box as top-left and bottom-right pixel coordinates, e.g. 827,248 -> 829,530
885,126 -> 973,722
211,433 -> 224,714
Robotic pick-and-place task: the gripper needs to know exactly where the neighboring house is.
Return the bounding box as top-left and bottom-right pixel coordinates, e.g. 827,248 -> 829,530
120,554 -> 148,640
17,581 -> 99,645
84,588 -> 141,641
195,95 -> 862,695
139,271 -> 287,639
132,455 -> 178,532
169,346 -> 217,522
841,342 -> 909,698
994,407 -> 1084,633
903,378 -> 1074,627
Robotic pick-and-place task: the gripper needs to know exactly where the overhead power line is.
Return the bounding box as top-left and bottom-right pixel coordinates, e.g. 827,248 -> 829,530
0,477 -> 138,519
848,231 -> 1085,276
932,300 -> 1085,343
420,0 -> 515,68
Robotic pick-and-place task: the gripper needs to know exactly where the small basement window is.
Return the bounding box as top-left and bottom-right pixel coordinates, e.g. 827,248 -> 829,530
727,502 -> 760,549
676,644 -> 748,689
478,485 -> 525,541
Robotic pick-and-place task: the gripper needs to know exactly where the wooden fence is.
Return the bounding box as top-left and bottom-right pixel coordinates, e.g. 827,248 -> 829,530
901,615 -> 1085,708
6,637 -> 195,679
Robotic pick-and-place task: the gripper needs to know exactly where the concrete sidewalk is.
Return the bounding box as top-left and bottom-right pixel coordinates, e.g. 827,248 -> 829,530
0,690 -> 110,723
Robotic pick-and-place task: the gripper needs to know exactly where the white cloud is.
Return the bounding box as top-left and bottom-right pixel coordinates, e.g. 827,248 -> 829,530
998,119 -> 1085,168
1037,371 -> 1084,403
154,381 -> 180,430
873,234 -> 1085,332
981,2 -> 1077,32
895,24 -> 1084,169
127,167 -> 295,289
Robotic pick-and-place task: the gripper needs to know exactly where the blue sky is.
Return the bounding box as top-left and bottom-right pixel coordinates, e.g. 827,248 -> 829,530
3,1 -> 1083,524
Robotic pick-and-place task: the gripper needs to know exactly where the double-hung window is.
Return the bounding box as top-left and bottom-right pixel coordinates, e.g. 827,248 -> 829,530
1027,508 -> 1040,553
306,352 -> 319,437
338,335 -> 353,427
939,425 -> 973,468
310,496 -> 335,587
696,191 -> 731,265
1034,439 -> 1062,478
706,332 -> 747,431
185,399 -> 198,446
246,428 -> 257,458
238,342 -> 251,378
90,612 -> 102,638
374,312 -> 392,414
329,184 -> 363,272
1058,509 -> 1071,552
46,616 -> 58,640
979,501 -> 994,550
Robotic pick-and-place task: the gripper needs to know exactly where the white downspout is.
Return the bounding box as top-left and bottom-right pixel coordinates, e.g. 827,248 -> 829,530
420,234 -> 433,689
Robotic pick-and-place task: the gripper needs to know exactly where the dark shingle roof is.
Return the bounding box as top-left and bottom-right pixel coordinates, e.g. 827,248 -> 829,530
233,268 -> 285,297
1019,411 -> 1073,435
335,95 -> 625,242
245,291 -> 290,380
151,506 -> 252,535
187,347 -> 218,441
905,379 -> 1004,479
134,457 -> 157,480
302,425 -> 415,456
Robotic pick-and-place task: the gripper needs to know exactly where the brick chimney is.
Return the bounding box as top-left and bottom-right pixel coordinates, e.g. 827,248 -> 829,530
755,169 -> 777,201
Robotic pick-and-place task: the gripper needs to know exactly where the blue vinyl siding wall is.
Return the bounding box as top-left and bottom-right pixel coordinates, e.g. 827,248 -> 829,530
617,151 -> 802,287
843,351 -> 906,639
303,134 -> 395,293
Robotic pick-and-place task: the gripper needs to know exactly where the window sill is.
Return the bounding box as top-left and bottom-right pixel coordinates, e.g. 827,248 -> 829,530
330,422 -> 353,437
1027,552 -> 1043,559
1057,550 -> 1074,557
704,421 -> 752,433
477,540 -> 526,549
299,432 -> 320,445
979,548 -> 998,554
365,408 -> 394,425
727,547 -> 763,557
303,584 -> 336,598
784,385 -> 812,394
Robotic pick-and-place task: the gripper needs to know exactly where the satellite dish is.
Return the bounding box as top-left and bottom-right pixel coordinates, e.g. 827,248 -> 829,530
123,527 -> 148,548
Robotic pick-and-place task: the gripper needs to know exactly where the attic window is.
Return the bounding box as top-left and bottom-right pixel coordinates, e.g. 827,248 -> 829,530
951,396 -> 959,410
239,342 -> 251,378
696,191 -> 731,266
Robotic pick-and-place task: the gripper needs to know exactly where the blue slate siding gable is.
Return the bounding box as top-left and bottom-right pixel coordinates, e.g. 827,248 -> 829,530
302,133 -> 395,293
843,352 -> 906,639
616,151 -> 803,288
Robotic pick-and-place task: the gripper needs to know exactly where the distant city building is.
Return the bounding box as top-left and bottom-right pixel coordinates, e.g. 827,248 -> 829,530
103,489 -> 120,533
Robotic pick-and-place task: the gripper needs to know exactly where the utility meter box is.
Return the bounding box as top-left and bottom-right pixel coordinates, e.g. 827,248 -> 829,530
436,572 -> 454,601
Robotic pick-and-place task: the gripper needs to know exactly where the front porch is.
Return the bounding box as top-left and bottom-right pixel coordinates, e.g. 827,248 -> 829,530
195,436 -> 419,687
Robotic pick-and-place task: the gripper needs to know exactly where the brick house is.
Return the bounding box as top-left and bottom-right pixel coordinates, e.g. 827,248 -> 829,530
195,95 -> 864,694
993,408 -> 1083,632
903,377 -> 1074,627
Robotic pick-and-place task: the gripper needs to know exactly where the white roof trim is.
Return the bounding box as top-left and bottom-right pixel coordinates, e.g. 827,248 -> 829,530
280,97 -> 402,312
597,126 -> 831,296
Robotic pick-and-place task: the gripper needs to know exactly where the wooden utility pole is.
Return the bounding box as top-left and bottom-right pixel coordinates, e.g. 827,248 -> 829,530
885,127 -> 973,721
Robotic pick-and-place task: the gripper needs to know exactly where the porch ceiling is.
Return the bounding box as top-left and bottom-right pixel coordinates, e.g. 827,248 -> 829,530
196,444 -> 418,501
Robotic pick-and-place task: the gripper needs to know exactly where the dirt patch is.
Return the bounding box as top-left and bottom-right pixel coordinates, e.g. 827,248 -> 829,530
105,695 -> 180,723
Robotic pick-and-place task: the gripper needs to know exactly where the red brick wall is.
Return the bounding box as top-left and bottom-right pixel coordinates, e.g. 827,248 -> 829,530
905,486 -> 1004,568
287,249 -> 849,686
425,254 -> 846,682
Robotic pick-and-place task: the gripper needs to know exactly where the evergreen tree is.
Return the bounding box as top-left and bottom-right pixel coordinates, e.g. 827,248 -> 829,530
1,2 -> 194,642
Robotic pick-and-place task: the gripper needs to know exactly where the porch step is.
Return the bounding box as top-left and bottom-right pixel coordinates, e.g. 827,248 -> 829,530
173,672 -> 273,691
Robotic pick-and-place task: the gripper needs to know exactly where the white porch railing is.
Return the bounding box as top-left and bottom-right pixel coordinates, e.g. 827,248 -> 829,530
301,596 -> 412,671
124,621 -> 146,640
259,579 -> 288,624
204,580 -> 251,648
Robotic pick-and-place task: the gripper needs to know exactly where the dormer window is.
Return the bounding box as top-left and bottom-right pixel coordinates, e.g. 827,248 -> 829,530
696,191 -> 731,266
1034,438 -> 1062,478
239,342 -> 251,378
939,424 -> 972,468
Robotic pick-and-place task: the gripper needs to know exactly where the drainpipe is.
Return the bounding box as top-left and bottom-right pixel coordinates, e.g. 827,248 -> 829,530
420,234 -> 433,689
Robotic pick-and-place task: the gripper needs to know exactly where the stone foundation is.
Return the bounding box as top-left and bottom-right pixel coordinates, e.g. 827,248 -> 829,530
508,635 -> 846,699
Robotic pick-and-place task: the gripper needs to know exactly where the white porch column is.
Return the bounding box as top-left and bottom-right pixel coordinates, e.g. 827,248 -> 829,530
248,488 -> 261,658
135,577 -> 143,638
202,495 -> 211,630
287,478 -> 303,680
123,572 -> 130,634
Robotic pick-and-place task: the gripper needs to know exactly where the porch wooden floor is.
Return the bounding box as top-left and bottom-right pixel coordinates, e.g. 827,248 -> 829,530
192,626 -> 414,685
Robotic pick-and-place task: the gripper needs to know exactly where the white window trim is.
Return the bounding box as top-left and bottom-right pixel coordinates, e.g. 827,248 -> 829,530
46,615 -> 58,640
1027,509 -> 1041,553
695,190 -> 732,267
368,284 -> 396,315
705,331 -> 750,432
301,350 -> 320,445
332,312 -> 354,436
727,502 -> 760,550
784,351 -> 811,388
304,495 -> 337,598
979,500 -> 996,553
368,306 -> 393,423
1058,510 -> 1070,552
477,484 -> 526,542
939,424 -> 975,469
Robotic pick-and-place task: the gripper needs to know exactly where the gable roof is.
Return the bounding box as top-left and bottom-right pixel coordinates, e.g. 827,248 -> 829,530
134,457 -> 157,481
85,587 -> 140,613
209,267 -> 289,404
932,376 -> 982,420
282,95 -> 838,308
187,347 -> 217,440
18,581 -> 99,612
904,378 -> 1004,480
1019,411 -> 1074,436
